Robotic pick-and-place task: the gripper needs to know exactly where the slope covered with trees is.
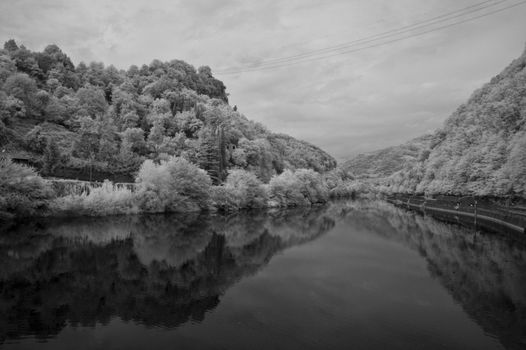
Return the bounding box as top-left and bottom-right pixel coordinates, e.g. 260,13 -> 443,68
345,45 -> 526,197
342,134 -> 434,178
0,40 -> 343,219
0,40 -> 336,184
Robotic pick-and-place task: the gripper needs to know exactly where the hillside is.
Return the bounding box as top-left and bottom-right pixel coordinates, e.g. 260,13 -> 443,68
0,40 -> 336,183
342,134 -> 434,178
345,45 -> 526,197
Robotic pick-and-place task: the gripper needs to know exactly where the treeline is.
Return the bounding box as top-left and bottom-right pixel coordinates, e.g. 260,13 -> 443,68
343,45 -> 526,198
0,40 -> 336,185
0,157 -> 355,219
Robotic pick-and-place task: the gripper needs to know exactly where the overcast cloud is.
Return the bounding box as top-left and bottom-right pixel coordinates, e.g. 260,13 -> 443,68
1,0 -> 525,160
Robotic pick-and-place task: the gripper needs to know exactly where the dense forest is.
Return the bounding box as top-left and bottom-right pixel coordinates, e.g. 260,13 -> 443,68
0,40 -> 336,183
0,40 -> 346,219
343,46 -> 526,197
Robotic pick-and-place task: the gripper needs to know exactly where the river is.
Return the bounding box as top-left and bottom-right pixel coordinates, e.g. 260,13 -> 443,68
0,201 -> 525,350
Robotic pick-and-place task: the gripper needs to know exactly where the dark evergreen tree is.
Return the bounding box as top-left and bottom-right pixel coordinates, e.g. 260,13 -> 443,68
198,126 -> 227,184
3,39 -> 19,52
42,137 -> 60,175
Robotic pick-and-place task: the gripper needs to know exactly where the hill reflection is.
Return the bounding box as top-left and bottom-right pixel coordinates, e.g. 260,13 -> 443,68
339,201 -> 526,350
0,206 -> 336,343
1,202 -> 525,349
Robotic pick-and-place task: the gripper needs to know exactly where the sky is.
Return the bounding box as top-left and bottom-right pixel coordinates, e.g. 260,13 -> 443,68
1,0 -> 526,160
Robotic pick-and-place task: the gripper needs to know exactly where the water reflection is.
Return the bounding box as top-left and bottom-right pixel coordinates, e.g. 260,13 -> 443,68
0,201 -> 525,349
0,206 -> 336,344
339,201 -> 526,350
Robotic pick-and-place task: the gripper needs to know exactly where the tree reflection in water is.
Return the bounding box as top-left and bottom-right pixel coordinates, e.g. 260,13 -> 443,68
0,206 -> 336,343
0,201 -> 525,349
339,201 -> 526,350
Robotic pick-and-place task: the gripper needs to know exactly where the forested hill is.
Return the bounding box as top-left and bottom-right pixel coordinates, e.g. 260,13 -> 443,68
346,45 -> 526,197
0,40 -> 336,183
342,134 -> 434,179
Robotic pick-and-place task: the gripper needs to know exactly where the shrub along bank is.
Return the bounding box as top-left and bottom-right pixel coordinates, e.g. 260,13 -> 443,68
1,157 -> 358,219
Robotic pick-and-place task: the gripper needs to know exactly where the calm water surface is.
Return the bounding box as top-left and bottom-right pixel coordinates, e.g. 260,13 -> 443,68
1,201 -> 525,350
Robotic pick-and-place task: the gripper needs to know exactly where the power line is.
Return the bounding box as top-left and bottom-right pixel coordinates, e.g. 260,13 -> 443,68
244,0 -> 504,66
216,0 -> 511,73
215,0 -> 525,75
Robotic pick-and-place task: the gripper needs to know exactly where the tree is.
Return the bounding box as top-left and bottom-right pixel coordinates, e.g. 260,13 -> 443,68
0,53 -> 17,84
122,127 -> 147,155
3,73 -> 37,113
46,77 -> 60,92
231,148 -> 247,168
506,134 -> 526,194
72,117 -> 99,158
268,170 -> 307,207
294,169 -> 329,203
224,169 -> 268,208
35,90 -> 51,114
120,111 -> 140,130
198,126 -> 227,184
9,45 -> 43,79
95,116 -> 119,163
147,119 -> 165,154
0,92 -> 25,123
136,157 -> 212,212
42,137 -> 61,174
76,85 -> 108,117
3,39 -> 19,52
0,158 -> 54,218
44,97 -> 67,122
25,125 -> 47,152
237,138 -> 273,181
196,65 -> 228,102
176,110 -> 203,138
71,117 -> 101,180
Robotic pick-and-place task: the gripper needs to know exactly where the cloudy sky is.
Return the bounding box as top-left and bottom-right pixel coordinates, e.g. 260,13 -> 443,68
1,0 -> 525,159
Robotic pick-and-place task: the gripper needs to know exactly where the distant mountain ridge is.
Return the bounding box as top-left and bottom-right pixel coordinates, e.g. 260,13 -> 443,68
342,134 -> 434,178
344,45 -> 526,197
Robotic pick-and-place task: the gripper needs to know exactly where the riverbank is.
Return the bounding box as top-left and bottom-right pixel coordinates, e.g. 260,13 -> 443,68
1,157 -> 359,222
387,194 -> 526,235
